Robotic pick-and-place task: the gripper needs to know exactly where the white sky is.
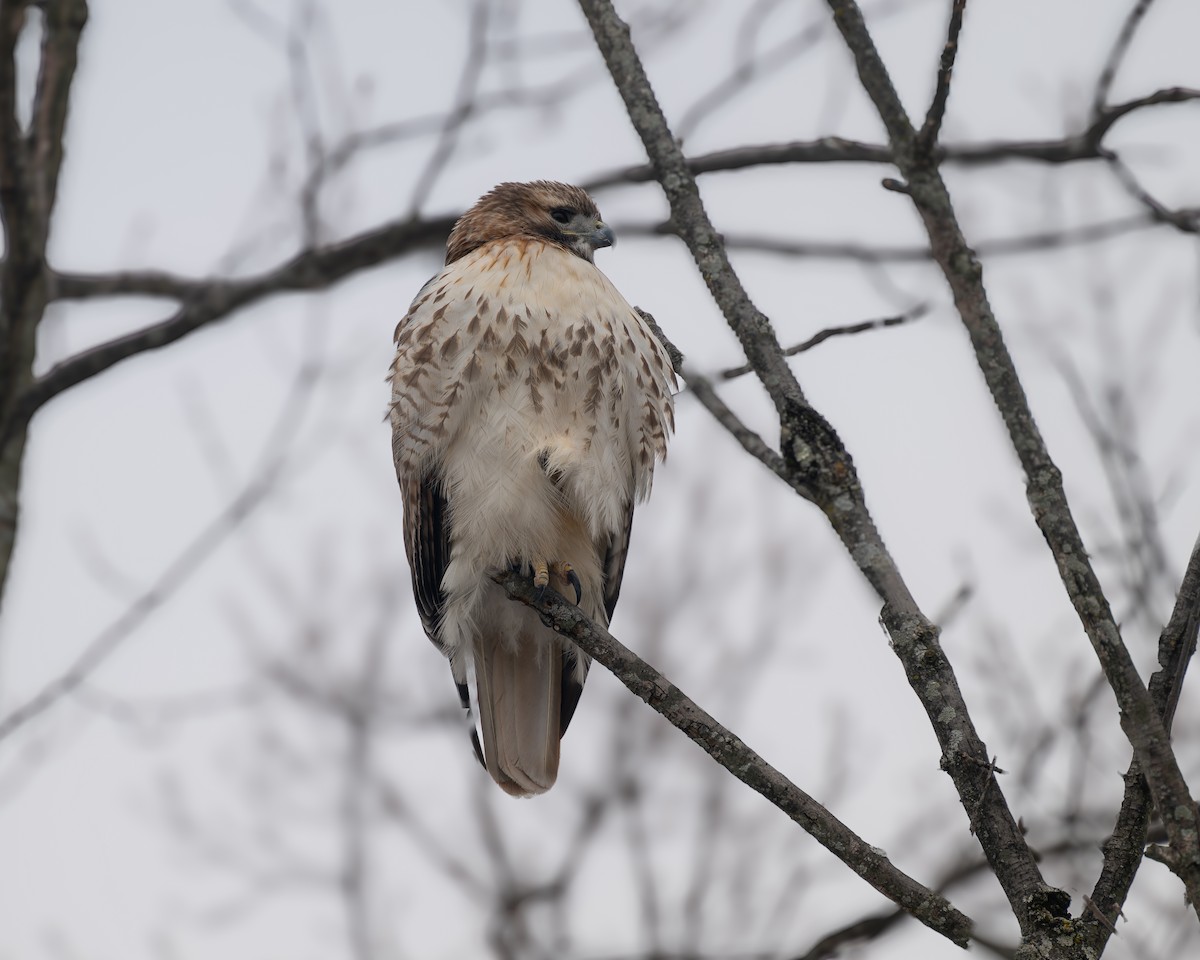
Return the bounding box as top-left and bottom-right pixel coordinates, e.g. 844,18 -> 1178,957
2,1 -> 1199,958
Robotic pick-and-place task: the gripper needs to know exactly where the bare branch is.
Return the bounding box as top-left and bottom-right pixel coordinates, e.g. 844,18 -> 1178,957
492,571 -> 975,949
0,1 -> 30,248
716,305 -> 927,382
26,0 -> 87,241
373,774 -> 489,899
618,214 -> 1160,263
339,627 -> 387,960
0,352 -> 322,743
282,3 -> 331,246
405,0 -> 490,216
676,1 -> 827,144
0,0 -> 88,612
788,911 -> 902,960
1087,530 -> 1200,955
580,1 -> 1050,936
634,307 -> 797,497
584,79 -> 1200,193
577,0 -> 806,419
823,0 -> 1200,923
1102,147 -> 1200,234
580,132 -> 1132,194
1091,0 -> 1158,122
916,0 -> 967,154
684,371 -> 797,492
72,680 -> 262,728
7,214 -> 453,439
1153,540 -> 1200,734
1089,85 -> 1200,143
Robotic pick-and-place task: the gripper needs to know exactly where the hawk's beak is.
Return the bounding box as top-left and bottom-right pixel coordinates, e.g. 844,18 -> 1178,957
590,221 -> 616,250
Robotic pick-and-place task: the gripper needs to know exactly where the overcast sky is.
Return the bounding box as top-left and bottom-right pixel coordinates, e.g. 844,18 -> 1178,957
2,2 -> 1199,958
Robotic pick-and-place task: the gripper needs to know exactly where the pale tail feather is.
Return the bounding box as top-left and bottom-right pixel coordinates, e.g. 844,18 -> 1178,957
472,625 -> 562,797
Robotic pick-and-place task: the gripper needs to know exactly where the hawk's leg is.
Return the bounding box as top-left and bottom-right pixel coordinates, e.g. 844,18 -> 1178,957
529,558 -> 582,604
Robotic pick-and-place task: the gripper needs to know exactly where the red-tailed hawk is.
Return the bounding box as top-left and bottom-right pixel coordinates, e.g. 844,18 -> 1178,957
389,181 -> 676,796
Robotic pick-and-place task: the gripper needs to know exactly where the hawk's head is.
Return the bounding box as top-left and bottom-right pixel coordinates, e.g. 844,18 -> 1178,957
445,181 -> 615,266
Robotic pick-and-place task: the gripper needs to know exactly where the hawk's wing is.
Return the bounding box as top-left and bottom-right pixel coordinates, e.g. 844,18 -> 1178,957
400,470 -> 449,645
600,508 -> 634,623
557,507 -> 635,735
401,467 -> 487,764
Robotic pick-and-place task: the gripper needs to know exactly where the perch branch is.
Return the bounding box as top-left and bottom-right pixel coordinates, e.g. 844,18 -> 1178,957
494,572 -> 973,949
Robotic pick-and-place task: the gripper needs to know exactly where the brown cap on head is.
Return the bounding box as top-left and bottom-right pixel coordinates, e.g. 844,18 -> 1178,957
446,181 -> 614,265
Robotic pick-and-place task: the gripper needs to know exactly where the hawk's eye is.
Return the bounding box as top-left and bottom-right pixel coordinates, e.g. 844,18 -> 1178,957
550,208 -> 573,225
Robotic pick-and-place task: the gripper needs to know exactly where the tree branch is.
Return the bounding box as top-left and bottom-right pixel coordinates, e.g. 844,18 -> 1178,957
492,571 -> 974,949
580,0 -> 1056,940
1089,85 -> 1200,143
712,214 -> 1159,261
0,352 -> 321,743
0,1 -> 29,249
404,0 -> 490,217
5,214 -> 454,441
684,370 -> 797,492
1086,530 -> 1200,955
0,0 -> 88,611
581,77 -> 1200,193
633,307 -> 797,495
916,0 -> 967,154
1091,0 -> 1158,123
611,213 -> 1160,263
29,0 -> 88,236
716,305 -> 927,382
824,0 -> 1200,925
1102,147 -> 1200,234
576,0 -> 805,418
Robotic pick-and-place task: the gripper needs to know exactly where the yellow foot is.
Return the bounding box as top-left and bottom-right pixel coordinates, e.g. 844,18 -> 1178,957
531,558 -> 550,592
528,558 -> 581,604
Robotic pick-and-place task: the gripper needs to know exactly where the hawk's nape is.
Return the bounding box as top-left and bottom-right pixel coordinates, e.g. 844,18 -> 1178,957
389,181 -> 675,796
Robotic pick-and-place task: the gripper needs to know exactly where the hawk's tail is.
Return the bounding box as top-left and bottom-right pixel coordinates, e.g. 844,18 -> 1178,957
472,623 -> 563,797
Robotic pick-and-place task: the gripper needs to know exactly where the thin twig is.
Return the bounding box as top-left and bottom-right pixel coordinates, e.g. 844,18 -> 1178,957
672,0 -> 928,145
789,912 -> 900,960
684,370 -> 800,495
916,0 -> 967,154
0,350 -> 324,743
1102,148 -> 1200,234
620,213 -> 1160,262
1087,85 -> 1200,145
1091,0 -> 1158,122
284,3 -> 327,246
406,0 -> 490,216
717,305 -> 927,381
4,214 -> 454,441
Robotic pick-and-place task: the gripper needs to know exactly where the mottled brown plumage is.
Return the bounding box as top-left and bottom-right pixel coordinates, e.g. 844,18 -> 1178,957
390,181 -> 675,796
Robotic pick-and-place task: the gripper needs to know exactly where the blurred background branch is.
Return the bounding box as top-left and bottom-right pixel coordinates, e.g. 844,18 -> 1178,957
0,1 -> 1198,959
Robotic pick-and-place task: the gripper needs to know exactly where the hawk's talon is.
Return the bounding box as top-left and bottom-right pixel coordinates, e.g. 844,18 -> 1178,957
553,561 -> 582,604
